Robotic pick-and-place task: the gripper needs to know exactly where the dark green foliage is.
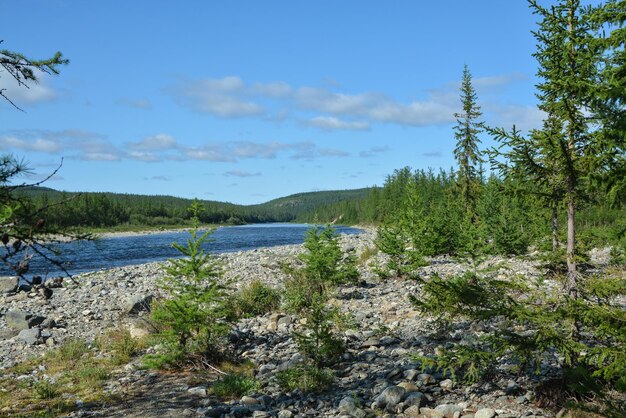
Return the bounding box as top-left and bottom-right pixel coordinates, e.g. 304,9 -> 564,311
453,64 -> 484,215
300,226 -> 359,286
227,280 -> 281,318
145,201 -> 230,368
412,269 -> 626,401
293,293 -> 345,368
282,225 -> 356,383
18,187 -> 373,229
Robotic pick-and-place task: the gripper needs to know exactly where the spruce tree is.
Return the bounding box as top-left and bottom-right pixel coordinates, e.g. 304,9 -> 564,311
529,0 -> 603,298
453,65 -> 484,216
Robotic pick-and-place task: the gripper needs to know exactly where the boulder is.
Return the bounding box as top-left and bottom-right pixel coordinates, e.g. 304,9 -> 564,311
0,276 -> 18,294
372,386 -> 405,411
125,293 -> 154,315
5,310 -> 46,331
16,327 -> 41,345
474,408 -> 497,418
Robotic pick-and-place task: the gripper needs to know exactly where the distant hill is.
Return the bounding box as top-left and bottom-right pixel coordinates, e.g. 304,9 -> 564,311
253,188 -> 372,219
16,186 -> 374,228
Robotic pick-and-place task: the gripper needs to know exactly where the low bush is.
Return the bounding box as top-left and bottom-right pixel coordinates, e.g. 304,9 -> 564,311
210,374 -> 258,398
227,280 -> 281,318
276,364 -> 334,393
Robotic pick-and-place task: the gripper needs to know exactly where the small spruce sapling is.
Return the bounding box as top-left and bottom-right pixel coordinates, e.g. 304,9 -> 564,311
146,200 -> 230,368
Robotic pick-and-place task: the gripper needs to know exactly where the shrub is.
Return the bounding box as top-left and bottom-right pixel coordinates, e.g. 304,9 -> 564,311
146,200 -> 231,369
276,364 -> 334,393
210,374 -> 258,398
282,225 -> 355,384
228,280 -> 281,318
411,267 -> 626,411
96,328 -> 144,365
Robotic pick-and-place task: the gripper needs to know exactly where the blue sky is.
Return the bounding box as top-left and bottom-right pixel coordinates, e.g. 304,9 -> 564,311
1,1 -> 555,204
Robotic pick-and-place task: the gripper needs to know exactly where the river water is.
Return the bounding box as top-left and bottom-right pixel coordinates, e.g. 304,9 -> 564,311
2,224 -> 362,279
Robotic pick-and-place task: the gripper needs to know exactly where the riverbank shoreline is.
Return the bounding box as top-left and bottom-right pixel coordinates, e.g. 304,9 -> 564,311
2,230 -> 611,417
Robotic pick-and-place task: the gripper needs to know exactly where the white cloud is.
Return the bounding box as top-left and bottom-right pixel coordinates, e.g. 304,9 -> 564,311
0,136 -> 62,153
169,76 -> 264,118
487,104 -> 546,132
306,116 -> 370,131
128,134 -> 177,151
0,71 -> 58,106
359,145 -> 390,158
223,170 -> 262,177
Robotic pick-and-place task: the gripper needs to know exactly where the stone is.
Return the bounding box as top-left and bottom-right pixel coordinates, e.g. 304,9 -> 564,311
241,395 -> 259,405
0,276 -> 18,294
419,408 -> 445,418
403,391 -> 425,408
435,404 -> 464,418
404,405 -> 422,417
338,396 -> 358,416
276,315 -> 292,328
474,408 -> 497,418
5,310 -> 46,331
17,327 -> 41,345
440,378 -> 454,391
187,386 -> 207,397
373,386 -> 405,411
277,410 -> 293,418
417,373 -> 436,385
397,381 -> 420,393
125,293 -> 154,315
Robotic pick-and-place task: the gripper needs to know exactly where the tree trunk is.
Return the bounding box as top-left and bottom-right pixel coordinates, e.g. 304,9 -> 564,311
552,196 -> 559,252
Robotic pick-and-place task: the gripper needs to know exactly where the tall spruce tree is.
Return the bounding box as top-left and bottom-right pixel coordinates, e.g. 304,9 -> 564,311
453,65 -> 484,216
529,0 -> 602,298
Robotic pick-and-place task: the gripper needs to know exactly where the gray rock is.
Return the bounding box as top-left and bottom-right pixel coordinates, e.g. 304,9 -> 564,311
338,397 -> 359,416
277,410 -> 293,418
403,391 -> 425,408
5,310 -> 46,331
125,293 -> 154,315
435,403 -> 464,418
404,405 -> 422,417
418,408 -> 445,418
373,385 -> 405,411
439,378 -> 454,391
0,276 -> 18,294
474,408 -> 497,418
241,395 -> 259,405
17,327 -> 41,345
187,386 -> 207,397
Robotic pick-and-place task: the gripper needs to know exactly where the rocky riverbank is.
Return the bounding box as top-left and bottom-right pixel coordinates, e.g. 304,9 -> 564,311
0,230 -> 614,417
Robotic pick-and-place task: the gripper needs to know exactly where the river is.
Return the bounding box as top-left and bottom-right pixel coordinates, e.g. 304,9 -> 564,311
2,223 -> 362,279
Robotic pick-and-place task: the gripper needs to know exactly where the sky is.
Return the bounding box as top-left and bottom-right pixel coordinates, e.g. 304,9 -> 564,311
0,1 -> 559,205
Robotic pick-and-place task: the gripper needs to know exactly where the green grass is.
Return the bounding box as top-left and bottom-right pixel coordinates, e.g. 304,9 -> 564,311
276,365 -> 334,393
210,374 -> 259,398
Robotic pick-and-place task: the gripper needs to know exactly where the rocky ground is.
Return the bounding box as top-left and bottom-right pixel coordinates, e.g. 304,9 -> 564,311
0,230 -> 617,418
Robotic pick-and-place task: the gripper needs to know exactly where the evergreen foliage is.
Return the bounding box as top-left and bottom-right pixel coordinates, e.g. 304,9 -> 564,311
145,200 -> 230,368
453,65 -> 484,216
281,225 -> 356,386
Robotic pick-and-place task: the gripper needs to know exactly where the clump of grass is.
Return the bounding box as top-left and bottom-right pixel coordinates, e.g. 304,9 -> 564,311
96,328 -> 145,365
47,339 -> 90,369
210,374 -> 258,398
359,245 -> 378,266
34,380 -> 59,400
276,365 -> 333,393
227,280 -> 281,318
